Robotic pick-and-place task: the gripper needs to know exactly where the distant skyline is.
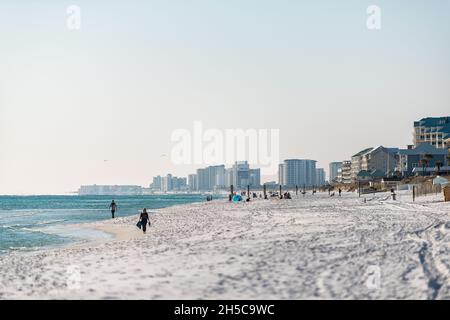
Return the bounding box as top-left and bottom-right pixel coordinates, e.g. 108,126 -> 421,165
1,0 -> 450,194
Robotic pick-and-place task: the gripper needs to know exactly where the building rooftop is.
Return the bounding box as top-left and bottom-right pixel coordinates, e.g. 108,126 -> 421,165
385,147 -> 400,154
414,117 -> 450,139
284,159 -> 317,163
370,169 -> 385,179
414,116 -> 450,127
352,147 -> 374,158
357,170 -> 372,177
369,146 -> 399,155
356,169 -> 386,179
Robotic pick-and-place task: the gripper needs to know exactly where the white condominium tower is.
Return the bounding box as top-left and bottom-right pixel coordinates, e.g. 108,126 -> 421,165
316,168 -> 326,187
279,159 -> 317,187
329,162 -> 342,183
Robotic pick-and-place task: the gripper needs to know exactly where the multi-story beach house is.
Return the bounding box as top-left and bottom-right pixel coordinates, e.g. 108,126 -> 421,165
337,160 -> 352,184
413,117 -> 450,149
351,146 -> 398,181
329,162 -> 342,183
351,148 -> 373,181
279,159 -> 317,187
396,143 -> 449,176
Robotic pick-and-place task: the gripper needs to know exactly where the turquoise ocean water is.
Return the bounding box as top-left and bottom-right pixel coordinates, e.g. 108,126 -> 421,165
0,194 -> 206,255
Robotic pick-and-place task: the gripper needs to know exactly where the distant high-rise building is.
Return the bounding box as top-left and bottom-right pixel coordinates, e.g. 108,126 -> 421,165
249,168 -> 261,187
188,174 -> 198,191
196,168 -> 209,191
190,163 -> 260,191
225,168 -> 234,188
172,177 -> 187,190
161,174 -> 173,192
329,162 -> 342,183
280,159 -> 317,187
158,174 -> 187,192
210,165 -> 225,189
232,161 -> 250,189
171,176 -> 180,190
315,168 -> 326,187
196,165 -> 225,190
413,117 -> 450,149
278,163 -> 285,186
150,175 -> 162,190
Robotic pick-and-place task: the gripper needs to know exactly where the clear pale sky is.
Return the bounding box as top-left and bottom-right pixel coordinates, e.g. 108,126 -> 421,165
1,0 -> 449,194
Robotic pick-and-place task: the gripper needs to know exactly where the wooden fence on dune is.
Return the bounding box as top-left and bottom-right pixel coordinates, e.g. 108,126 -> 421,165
412,183 -> 442,198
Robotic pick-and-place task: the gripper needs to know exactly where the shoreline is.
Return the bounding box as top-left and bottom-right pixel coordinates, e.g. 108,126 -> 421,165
0,195 -> 211,257
1,191 -> 449,300
45,199 -> 218,253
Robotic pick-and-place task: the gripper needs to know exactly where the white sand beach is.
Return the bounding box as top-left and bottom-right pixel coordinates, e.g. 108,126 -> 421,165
0,191 -> 449,300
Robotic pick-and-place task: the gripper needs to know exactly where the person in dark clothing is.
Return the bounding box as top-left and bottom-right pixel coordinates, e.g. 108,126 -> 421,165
139,208 -> 150,234
109,200 -> 117,219
338,189 -> 342,197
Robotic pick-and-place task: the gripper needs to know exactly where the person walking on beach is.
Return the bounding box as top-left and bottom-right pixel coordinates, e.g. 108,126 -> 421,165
139,208 -> 150,234
109,200 -> 117,219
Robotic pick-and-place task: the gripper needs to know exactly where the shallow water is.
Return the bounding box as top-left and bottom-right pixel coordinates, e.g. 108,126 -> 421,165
0,194 -> 206,254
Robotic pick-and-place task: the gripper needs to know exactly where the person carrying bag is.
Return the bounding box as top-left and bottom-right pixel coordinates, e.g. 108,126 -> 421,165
137,208 -> 150,234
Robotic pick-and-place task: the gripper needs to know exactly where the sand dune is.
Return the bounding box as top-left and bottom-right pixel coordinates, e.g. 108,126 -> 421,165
0,191 -> 449,299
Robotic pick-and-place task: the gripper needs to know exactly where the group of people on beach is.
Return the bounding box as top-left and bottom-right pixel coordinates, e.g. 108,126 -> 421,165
226,187 -> 346,201
108,200 -> 151,234
328,188 -> 343,197
108,187 -> 345,235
